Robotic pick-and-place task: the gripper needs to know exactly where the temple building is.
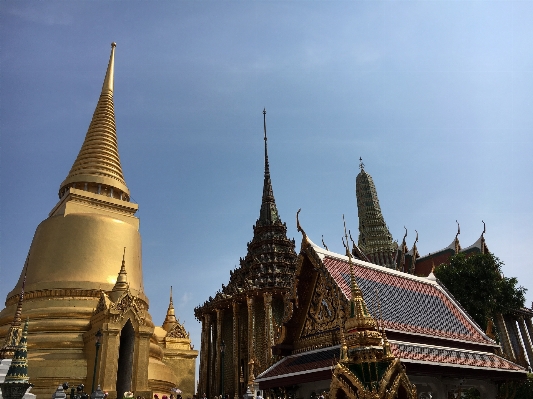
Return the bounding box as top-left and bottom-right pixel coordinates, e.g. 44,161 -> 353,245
194,110 -> 298,399
254,217 -> 526,399
355,164 -> 533,375
0,44 -> 197,398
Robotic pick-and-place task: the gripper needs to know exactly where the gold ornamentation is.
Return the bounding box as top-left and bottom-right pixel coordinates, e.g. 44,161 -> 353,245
108,290 -> 147,325
302,274 -> 339,337
93,291 -> 110,315
6,289 -> 102,306
167,322 -> 190,339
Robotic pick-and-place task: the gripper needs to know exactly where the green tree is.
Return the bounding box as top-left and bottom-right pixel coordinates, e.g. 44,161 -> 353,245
434,253 -> 526,331
499,373 -> 533,399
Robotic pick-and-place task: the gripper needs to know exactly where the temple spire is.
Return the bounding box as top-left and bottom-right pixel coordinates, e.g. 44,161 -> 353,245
59,42 -> 130,201
3,318 -> 31,384
162,286 -> 178,331
355,163 -> 397,268
112,248 -> 129,291
259,109 -> 279,225
0,263 -> 27,359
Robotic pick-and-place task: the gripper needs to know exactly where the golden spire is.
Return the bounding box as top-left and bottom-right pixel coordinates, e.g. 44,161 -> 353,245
342,216 -> 376,331
111,248 -> 129,295
59,42 -> 130,200
162,286 -> 178,331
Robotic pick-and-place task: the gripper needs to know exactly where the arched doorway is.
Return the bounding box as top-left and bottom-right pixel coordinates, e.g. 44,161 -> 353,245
116,319 -> 135,399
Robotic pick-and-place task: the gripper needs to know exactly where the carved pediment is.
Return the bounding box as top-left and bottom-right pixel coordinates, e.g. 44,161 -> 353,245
167,322 -> 189,339
94,289 -> 147,326
301,273 -> 342,338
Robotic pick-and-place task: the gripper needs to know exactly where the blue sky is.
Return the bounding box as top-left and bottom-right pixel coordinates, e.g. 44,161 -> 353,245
1,0 -> 532,375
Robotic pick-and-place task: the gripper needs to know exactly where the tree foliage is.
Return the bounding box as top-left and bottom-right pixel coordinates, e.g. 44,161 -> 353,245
434,253 -> 526,331
499,374 -> 533,399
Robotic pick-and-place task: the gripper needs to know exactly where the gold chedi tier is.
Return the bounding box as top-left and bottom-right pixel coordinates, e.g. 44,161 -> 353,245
0,43 -> 192,398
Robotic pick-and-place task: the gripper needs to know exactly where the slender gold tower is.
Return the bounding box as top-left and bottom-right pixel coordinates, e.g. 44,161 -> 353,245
0,43 -> 164,397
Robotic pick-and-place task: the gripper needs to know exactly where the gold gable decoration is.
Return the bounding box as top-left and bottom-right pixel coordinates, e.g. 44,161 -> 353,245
167,321 -> 189,339
330,360 -> 417,399
301,273 -> 340,336
93,289 -> 147,326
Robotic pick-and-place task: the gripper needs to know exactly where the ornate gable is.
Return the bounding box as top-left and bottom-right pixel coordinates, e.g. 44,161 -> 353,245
167,321 -> 190,339
301,272 -> 342,337
94,289 -> 147,326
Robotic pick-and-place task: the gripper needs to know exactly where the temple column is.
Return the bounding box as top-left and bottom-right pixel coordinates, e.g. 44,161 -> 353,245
215,308 -> 224,396
505,315 -> 526,366
495,313 -> 516,362
199,313 -> 211,397
263,293 -> 273,368
208,315 -> 216,397
246,296 -> 255,388
518,316 -> 533,367
233,302 -> 240,399
526,317 -> 533,345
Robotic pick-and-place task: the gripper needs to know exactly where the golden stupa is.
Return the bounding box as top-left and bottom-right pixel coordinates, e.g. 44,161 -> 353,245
0,43 -> 197,398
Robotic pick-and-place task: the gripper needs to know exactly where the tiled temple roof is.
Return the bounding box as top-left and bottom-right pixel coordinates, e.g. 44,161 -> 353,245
309,241 -> 493,345
257,340 -> 522,385
391,341 -> 523,372
256,346 -> 339,382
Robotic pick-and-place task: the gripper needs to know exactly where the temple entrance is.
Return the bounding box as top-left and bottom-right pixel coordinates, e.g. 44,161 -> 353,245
116,319 -> 135,399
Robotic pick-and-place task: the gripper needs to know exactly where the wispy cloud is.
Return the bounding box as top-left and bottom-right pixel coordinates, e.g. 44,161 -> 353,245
8,5 -> 73,26
179,292 -> 192,308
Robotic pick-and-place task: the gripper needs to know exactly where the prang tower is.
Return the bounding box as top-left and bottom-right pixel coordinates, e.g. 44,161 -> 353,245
0,44 -> 197,398
355,160 -> 397,268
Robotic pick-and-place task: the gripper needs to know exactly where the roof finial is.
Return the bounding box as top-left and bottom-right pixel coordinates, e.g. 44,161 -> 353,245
169,286 -> 173,307
296,208 -> 307,239
342,214 -> 352,261
456,220 -> 460,239
414,229 -> 419,246
359,157 -> 365,171
482,220 -> 486,237
321,235 -> 329,251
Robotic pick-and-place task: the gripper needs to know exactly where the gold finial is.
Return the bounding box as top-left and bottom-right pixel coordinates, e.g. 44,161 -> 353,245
359,157 -> 365,171
455,220 -> 460,239
103,42 -> 116,93
414,229 -> 418,246
402,227 -> 408,243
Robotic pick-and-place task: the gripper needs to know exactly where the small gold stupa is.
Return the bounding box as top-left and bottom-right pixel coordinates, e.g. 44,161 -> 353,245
0,43 -> 197,398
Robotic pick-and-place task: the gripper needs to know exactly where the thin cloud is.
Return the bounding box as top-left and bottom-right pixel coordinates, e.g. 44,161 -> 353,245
8,5 -> 73,26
